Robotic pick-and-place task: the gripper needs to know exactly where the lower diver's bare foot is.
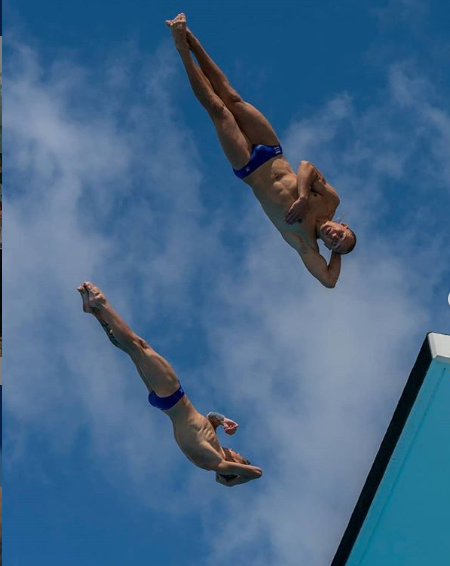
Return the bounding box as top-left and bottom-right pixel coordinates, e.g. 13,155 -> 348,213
77,281 -> 108,314
165,13 -> 189,52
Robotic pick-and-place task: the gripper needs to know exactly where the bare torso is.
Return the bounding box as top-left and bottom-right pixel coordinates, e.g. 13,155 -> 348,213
243,156 -> 339,251
165,396 -> 225,470
165,14 -> 345,287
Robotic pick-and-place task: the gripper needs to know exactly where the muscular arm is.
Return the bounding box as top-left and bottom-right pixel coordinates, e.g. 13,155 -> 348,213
286,161 -> 339,224
285,161 -> 317,224
298,161 -> 340,204
207,412 -> 239,434
297,160 -> 319,201
215,461 -> 263,487
282,232 -> 341,288
301,249 -> 341,288
206,411 -> 225,428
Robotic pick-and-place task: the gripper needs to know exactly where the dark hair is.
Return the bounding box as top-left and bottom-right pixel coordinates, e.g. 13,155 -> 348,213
224,447 -> 251,466
339,228 -> 357,255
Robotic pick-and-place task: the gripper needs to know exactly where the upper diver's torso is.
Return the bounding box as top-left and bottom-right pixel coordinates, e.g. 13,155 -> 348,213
242,156 -> 338,250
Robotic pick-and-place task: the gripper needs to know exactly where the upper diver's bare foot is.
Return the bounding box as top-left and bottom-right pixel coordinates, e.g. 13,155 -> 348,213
186,27 -> 197,48
165,13 -> 189,52
77,281 -> 108,314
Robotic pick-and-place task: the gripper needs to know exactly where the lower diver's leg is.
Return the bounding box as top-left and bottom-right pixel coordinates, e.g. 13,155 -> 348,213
78,281 -> 179,394
77,281 -> 141,353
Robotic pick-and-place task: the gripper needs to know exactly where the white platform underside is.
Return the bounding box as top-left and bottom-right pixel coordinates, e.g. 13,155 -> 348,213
428,333 -> 450,363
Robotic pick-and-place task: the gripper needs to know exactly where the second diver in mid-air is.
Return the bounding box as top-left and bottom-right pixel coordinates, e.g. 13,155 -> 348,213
166,14 -> 357,288
78,282 -> 263,487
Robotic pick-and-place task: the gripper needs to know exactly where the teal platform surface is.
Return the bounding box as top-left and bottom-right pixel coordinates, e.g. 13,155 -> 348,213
332,333 -> 450,566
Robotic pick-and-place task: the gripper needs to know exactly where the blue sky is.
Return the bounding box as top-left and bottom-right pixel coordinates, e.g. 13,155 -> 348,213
3,1 -> 450,565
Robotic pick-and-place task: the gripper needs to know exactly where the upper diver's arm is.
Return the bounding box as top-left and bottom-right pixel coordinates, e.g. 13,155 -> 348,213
298,161 -> 340,205
300,248 -> 340,288
282,232 -> 341,288
296,160 -> 318,201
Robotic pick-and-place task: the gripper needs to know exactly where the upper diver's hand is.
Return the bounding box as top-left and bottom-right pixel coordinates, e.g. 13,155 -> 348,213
285,197 -> 309,224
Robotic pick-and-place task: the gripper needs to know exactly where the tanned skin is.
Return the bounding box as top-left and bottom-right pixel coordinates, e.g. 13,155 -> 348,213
77,282 -> 262,487
166,14 -> 356,288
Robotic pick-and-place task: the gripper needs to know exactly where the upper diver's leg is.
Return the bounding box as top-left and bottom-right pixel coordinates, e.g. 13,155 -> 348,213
77,282 -> 179,397
166,14 -> 251,170
185,27 -> 280,146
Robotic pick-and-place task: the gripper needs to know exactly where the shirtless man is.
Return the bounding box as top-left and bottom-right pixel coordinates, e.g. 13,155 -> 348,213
77,281 -> 262,487
166,14 -> 357,288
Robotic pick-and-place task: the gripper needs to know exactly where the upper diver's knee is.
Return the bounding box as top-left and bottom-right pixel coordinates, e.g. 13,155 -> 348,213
226,91 -> 243,106
209,100 -> 228,120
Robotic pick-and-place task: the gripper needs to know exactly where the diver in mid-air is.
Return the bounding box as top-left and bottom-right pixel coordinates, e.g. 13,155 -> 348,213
166,13 -> 356,288
77,282 -> 263,487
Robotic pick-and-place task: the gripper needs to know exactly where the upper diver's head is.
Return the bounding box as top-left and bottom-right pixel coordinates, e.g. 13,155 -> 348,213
318,220 -> 357,254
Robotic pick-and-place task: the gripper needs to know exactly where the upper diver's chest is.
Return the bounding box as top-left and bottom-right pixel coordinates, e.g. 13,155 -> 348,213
308,190 -> 334,217
270,158 -> 295,181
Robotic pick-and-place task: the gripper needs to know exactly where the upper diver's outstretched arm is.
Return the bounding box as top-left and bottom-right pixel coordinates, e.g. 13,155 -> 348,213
300,247 -> 341,289
281,232 -> 341,288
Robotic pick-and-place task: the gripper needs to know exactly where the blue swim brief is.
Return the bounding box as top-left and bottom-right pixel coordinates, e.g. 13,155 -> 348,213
233,143 -> 283,179
148,384 -> 185,411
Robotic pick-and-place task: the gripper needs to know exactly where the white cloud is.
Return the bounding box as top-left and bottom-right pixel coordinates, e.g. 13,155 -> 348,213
4,36 -> 225,505
4,32 -> 450,566
199,66 -> 448,566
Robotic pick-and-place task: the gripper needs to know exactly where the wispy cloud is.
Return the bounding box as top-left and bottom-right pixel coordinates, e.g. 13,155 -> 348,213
4,30 -> 450,566
4,36 -> 226,503
370,0 -> 430,30
200,64 -> 449,566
